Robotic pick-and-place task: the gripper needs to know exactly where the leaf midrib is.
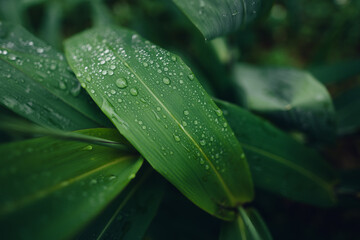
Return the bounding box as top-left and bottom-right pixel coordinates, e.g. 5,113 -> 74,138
0,155 -> 136,216
103,40 -> 237,205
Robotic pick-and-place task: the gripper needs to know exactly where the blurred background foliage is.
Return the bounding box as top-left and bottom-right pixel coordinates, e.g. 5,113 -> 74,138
0,0 -> 359,239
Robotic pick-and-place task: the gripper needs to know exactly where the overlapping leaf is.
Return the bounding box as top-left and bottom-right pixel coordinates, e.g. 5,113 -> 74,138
65,26 -> 253,220
0,128 -> 143,240
0,21 -> 111,130
216,99 -> 338,206
232,64 -> 336,141
173,0 -> 265,40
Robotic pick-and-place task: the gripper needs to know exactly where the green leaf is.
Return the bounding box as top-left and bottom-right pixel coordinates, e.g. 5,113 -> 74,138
220,207 -> 272,240
64,26 -> 253,220
309,58 -> 360,85
0,21 -> 111,130
334,86 -> 360,135
77,169 -> 165,240
0,128 -> 143,240
173,0 -> 264,40
233,64 -> 336,141
215,99 -> 338,206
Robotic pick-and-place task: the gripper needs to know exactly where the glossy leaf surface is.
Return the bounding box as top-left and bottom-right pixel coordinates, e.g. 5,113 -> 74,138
173,0 -> 263,40
0,128 -> 143,240
0,21 -> 110,130
216,99 -> 338,206
65,26 -> 253,220
233,64 -> 336,141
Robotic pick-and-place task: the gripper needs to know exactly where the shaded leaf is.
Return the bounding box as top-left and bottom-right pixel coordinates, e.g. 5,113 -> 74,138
216,99 -> 338,206
233,64 -> 336,141
173,0 -> 264,40
65,26 -> 253,220
220,207 -> 272,240
334,86 -> 360,135
78,168 -> 165,240
309,58 -> 360,85
0,21 -> 111,130
0,128 -> 143,240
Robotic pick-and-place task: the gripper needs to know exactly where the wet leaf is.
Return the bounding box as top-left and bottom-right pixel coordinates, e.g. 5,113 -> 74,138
173,0 -> 264,40
65,26 -> 253,220
0,21 -> 111,130
0,128 -> 143,240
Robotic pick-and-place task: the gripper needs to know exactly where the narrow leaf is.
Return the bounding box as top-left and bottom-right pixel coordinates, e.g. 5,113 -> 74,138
0,128 -> 143,240
216,99 -> 338,206
0,21 -> 111,130
173,0 -> 264,40
65,26 -> 253,220
220,207 -> 272,240
233,64 -> 336,141
77,169 -> 165,240
334,86 -> 360,135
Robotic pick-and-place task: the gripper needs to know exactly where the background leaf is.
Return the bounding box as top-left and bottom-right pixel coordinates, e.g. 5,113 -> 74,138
172,0 -> 266,40
65,25 -> 253,220
220,207 -> 272,240
334,86 -> 360,135
77,168 -> 165,240
0,21 -> 111,130
232,64 -> 336,141
216,99 -> 338,206
0,128 -> 143,240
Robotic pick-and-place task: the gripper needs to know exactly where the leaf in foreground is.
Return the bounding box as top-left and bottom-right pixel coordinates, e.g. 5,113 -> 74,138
65,26 -> 253,220
0,21 -> 110,130
232,64 -> 336,141
173,0 -> 263,40
220,207 -> 272,240
216,99 -> 338,206
0,128 -> 143,240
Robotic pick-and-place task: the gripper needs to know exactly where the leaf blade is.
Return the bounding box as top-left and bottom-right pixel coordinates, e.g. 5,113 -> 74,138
0,128 -> 143,240
0,21 -> 111,130
173,0 -> 264,40
65,26 -> 253,220
216,99 -> 338,206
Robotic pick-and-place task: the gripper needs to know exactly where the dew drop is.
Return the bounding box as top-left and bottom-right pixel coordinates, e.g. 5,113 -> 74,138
188,74 -> 194,81
110,65 -> 116,70
171,56 -> 177,62
184,110 -> 189,116
200,158 -> 205,165
108,70 -> 114,76
130,88 -> 138,96
143,62 -> 149,67
59,81 -> 67,90
205,165 -> 210,170
215,109 -> 223,116
174,135 -> 181,142
163,77 -> 170,85
83,145 -> 93,150
200,140 -> 206,146
116,78 -> 128,88
110,89 -> 116,94
86,76 -> 92,82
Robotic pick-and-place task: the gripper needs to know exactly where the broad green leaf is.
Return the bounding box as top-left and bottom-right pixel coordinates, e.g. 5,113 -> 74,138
39,1 -> 63,49
233,64 -> 336,141
334,86 -> 360,135
0,128 -> 143,240
220,207 -> 272,240
173,0 -> 264,40
216,99 -> 338,206
309,58 -> 360,85
65,26 -> 253,220
77,169 -> 165,240
0,22 -> 111,130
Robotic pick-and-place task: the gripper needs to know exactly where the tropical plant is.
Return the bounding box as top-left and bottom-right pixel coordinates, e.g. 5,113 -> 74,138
0,0 -> 359,239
